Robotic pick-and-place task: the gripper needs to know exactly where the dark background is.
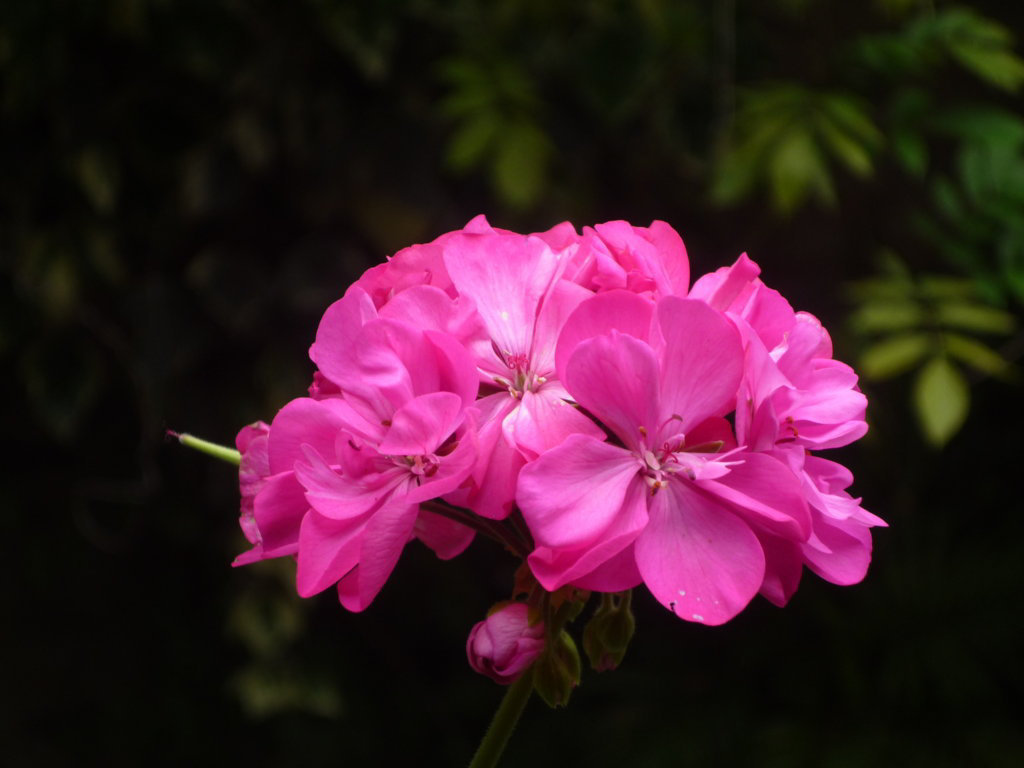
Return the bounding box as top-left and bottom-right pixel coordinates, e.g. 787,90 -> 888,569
3,1 -> 1023,765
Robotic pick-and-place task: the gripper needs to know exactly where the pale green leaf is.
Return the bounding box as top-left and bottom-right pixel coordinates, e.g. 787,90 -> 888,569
849,300 -> 924,334
768,127 -> 835,213
934,301 -> 1015,334
860,332 -> 932,380
913,356 -> 969,447
446,113 -> 499,171
492,120 -> 549,208
944,333 -> 1014,378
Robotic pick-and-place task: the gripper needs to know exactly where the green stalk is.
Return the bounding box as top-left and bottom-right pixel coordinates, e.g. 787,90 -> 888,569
170,431 -> 241,466
468,668 -> 534,768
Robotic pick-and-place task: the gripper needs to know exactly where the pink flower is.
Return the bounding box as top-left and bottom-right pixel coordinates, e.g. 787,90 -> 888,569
518,291 -> 811,625
567,220 -> 690,299
466,602 -> 546,684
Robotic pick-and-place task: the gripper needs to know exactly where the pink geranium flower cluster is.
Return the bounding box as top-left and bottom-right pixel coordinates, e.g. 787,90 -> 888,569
233,215 -> 884,670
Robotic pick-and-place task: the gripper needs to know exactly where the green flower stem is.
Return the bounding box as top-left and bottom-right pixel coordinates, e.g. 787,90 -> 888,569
468,667 -> 534,768
170,431 -> 241,466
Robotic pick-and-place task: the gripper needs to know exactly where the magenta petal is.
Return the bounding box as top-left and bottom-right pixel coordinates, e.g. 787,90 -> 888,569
267,397 -> 356,474
554,290 -> 655,380
801,514 -> 873,586
443,231 -> 558,359
654,297 -> 744,432
377,392 -> 464,456
635,481 -> 765,625
295,510 -> 365,597
309,286 -> 378,386
247,472 -> 309,558
696,452 -> 812,541
295,444 -> 406,521
414,508 -> 475,560
527,475 -> 649,591
518,434 -> 642,550
570,543 -> 643,592
563,332 -> 661,449
404,413 -> 478,503
756,533 -> 803,607
505,387 -> 604,459
336,502 -> 420,612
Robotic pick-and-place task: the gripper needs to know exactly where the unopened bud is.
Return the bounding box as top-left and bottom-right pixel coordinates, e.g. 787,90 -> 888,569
583,591 -> 635,672
532,630 -> 581,708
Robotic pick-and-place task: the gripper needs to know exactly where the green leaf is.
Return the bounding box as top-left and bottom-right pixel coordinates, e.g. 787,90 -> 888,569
934,301 -> 1015,334
913,356 -> 969,447
948,43 -> 1024,93
944,333 -> 1014,378
816,114 -> 875,178
849,300 -> 924,334
860,332 -> 932,380
446,113 -> 499,171
491,120 -> 549,208
768,126 -> 835,213
892,129 -> 928,177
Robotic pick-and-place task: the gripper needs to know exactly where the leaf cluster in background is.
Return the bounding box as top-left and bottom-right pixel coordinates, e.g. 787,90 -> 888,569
850,254 -> 1016,446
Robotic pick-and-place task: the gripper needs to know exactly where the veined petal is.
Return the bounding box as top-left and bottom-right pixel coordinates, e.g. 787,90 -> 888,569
505,386 -> 604,459
527,475 -> 649,591
695,452 -> 812,541
295,444 -> 407,521
377,392 -> 464,456
654,297 -> 744,433
295,510 -> 365,597
337,502 -> 420,612
569,543 -> 644,592
518,433 -> 643,550
308,285 -> 378,386
563,332 -> 661,449
554,290 -> 655,381
244,471 -> 308,560
414,508 -> 475,560
801,513 -> 873,586
267,397 -> 360,474
443,231 -> 559,360
635,481 -> 765,625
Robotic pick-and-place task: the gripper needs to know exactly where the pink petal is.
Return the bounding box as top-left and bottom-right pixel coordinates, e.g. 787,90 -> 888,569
446,393 -> 521,520
526,473 -> 650,591
414,508 -> 475,560
518,434 -> 643,550
528,279 -> 593,375
443,231 -> 559,360
554,290 -> 655,381
801,514 -> 873,586
756,533 -> 803,607
569,543 -> 643,592
267,397 -> 357,474
504,386 -> 604,459
377,392 -> 464,456
654,297 -> 744,433
404,412 -> 478,504
562,331 -> 661,449
243,472 -> 309,560
294,444 -> 407,521
695,452 -> 812,541
336,502 -> 420,611
308,285 -> 378,386
635,481 -> 765,625
295,510 -> 366,597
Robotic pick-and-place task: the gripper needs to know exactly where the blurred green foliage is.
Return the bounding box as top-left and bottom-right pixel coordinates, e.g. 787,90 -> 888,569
2,0 -> 1023,765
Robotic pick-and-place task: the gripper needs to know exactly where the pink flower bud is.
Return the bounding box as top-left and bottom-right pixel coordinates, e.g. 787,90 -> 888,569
466,602 -> 545,684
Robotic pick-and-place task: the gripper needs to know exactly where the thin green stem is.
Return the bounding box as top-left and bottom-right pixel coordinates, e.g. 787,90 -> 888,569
468,667 -> 534,768
170,431 -> 241,465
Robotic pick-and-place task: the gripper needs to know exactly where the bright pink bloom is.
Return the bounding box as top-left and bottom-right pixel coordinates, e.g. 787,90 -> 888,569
438,226 -> 603,518
566,220 -> 690,299
518,291 -> 811,625
466,602 -> 546,684
689,254 -> 885,604
293,318 -> 480,611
